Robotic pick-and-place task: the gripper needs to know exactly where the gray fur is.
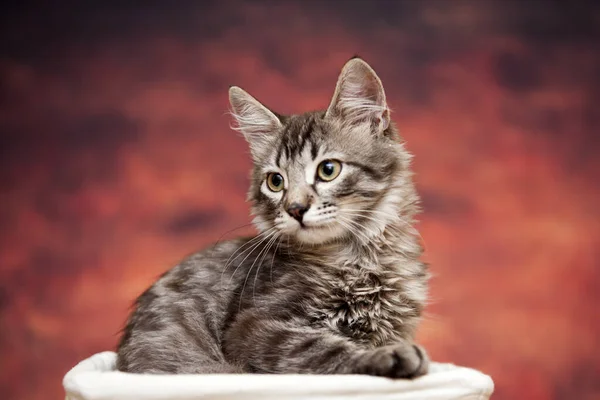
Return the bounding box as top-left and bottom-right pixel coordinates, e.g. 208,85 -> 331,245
117,58 -> 430,378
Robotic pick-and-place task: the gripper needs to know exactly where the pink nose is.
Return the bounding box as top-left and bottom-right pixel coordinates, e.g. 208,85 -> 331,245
286,203 -> 309,222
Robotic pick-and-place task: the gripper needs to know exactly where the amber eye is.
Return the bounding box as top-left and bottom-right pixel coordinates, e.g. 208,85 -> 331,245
317,159 -> 342,182
266,173 -> 285,192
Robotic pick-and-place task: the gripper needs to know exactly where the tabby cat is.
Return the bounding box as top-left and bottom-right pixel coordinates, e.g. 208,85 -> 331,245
116,57 -> 430,378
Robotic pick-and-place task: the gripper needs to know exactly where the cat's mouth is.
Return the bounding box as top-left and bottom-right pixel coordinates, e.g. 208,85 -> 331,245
298,218 -> 334,230
296,221 -> 318,230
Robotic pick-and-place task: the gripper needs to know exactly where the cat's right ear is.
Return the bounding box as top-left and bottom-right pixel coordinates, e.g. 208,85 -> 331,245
325,58 -> 390,135
229,86 -> 282,158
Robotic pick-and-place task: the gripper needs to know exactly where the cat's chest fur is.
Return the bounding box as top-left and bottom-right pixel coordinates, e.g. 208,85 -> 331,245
300,242 -> 426,348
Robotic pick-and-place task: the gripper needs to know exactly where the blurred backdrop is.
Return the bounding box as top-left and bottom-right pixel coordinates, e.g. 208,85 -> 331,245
1,1 -> 599,399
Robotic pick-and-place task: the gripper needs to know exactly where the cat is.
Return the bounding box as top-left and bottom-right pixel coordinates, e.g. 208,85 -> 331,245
116,57 -> 430,378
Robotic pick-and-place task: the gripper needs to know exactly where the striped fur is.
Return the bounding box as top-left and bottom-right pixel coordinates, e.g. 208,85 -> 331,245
117,58 -> 429,378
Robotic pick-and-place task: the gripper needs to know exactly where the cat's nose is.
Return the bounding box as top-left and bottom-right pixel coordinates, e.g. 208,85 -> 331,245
286,203 -> 309,223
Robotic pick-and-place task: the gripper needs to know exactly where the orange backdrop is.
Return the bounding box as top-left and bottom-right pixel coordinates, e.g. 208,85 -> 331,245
1,1 -> 599,399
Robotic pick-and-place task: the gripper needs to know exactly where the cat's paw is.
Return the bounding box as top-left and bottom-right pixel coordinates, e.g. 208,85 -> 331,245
353,343 -> 429,379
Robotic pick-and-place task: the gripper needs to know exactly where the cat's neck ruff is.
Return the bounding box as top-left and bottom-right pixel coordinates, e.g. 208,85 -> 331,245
292,199 -> 426,347
290,179 -> 421,272
299,219 -> 419,271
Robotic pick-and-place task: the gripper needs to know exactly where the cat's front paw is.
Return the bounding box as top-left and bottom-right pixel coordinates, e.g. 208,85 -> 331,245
353,343 -> 429,379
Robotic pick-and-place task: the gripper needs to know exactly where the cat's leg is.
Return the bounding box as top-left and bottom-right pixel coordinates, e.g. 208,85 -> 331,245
223,312 -> 428,378
117,332 -> 241,374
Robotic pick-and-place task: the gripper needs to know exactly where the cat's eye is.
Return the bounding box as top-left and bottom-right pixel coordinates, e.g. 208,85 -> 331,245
266,173 -> 285,192
317,160 -> 342,182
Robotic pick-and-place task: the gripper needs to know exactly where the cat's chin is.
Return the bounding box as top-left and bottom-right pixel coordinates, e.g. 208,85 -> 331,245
289,223 -> 346,246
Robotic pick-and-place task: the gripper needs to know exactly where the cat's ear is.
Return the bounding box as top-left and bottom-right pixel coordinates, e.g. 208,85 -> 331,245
325,58 -> 390,134
229,86 -> 282,156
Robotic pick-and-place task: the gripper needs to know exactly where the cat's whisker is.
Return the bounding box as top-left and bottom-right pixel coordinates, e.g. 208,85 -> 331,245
342,209 -> 428,250
336,216 -> 371,244
340,213 -> 388,238
223,228 -> 276,286
252,232 -> 280,305
340,201 -> 410,218
325,220 -> 345,245
221,228 -> 274,277
270,236 -> 283,284
219,230 -> 271,287
342,209 -> 417,237
337,212 -> 375,232
342,208 -> 402,221
341,211 -> 385,226
343,213 -> 413,258
208,222 -> 255,253
236,230 -> 278,310
339,215 -> 390,253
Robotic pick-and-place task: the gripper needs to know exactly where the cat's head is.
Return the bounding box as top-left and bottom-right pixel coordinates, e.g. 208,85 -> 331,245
229,58 -> 417,245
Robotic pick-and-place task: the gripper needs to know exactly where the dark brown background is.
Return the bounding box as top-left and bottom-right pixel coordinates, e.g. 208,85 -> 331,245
1,1 -> 599,399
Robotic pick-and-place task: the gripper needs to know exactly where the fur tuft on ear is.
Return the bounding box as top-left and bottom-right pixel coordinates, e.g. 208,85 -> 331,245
326,58 -> 390,133
229,86 -> 282,157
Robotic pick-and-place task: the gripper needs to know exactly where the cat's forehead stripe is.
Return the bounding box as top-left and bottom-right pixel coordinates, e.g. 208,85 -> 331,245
296,115 -> 315,157
310,138 -> 318,160
276,114 -> 319,166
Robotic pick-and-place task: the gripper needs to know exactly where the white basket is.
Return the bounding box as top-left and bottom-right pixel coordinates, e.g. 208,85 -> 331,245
63,352 -> 494,400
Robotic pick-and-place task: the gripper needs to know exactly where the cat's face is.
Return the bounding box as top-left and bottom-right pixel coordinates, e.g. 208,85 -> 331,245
230,58 -> 411,245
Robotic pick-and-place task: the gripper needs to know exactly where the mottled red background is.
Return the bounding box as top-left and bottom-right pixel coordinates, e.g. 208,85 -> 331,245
1,1 -> 599,399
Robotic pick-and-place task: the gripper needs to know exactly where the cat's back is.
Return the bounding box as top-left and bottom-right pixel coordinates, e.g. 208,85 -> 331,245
116,237 -> 255,373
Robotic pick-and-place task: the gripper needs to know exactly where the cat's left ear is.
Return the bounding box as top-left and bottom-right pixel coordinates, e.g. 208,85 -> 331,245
325,58 -> 390,134
229,86 -> 282,157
